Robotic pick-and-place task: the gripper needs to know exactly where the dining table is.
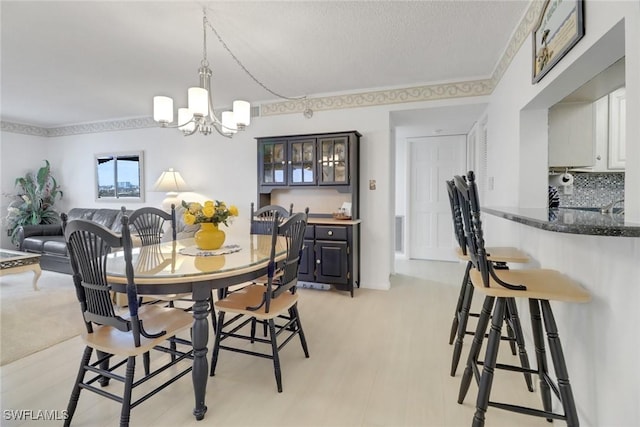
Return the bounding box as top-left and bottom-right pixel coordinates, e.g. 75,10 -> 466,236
105,232 -> 286,421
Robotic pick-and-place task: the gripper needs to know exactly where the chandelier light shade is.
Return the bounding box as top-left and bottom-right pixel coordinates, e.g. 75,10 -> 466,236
153,96 -> 173,124
178,108 -> 196,133
221,111 -> 237,134
152,9 -> 250,138
153,168 -> 191,211
233,100 -> 251,127
188,87 -> 209,117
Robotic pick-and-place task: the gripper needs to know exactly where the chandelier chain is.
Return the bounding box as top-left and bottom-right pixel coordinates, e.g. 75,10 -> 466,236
204,11 -> 305,102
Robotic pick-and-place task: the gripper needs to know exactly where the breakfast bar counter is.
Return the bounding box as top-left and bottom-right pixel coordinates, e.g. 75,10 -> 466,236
483,207 -> 640,237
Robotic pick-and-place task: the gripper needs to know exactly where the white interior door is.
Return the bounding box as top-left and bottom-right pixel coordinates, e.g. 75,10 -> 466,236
409,135 -> 467,261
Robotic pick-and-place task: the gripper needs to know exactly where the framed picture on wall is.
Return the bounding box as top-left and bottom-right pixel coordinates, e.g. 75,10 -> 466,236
95,151 -> 144,202
532,0 -> 585,84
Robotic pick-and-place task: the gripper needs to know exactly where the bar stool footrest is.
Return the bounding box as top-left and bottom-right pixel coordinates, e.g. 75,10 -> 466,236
488,400 -> 566,421
476,361 -> 538,375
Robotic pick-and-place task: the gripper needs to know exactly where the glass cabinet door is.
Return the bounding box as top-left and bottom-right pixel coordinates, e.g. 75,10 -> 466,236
319,137 -> 349,185
289,139 -> 316,185
260,140 -> 287,185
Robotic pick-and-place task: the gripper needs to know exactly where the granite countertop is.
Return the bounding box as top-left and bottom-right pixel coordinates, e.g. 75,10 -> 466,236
483,207 -> 640,237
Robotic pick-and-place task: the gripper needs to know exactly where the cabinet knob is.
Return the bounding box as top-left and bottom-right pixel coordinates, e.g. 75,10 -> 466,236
327,230 -> 333,236
596,155 -> 602,160
282,161 -> 286,165
316,259 -> 321,264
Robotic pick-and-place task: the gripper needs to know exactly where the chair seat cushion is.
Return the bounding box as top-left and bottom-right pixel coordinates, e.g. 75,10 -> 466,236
42,237 -> 69,256
23,236 -> 68,256
82,305 -> 193,356
214,284 -> 298,320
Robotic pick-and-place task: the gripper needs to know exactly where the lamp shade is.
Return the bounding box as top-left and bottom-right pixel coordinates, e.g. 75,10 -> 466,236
153,168 -> 191,193
153,96 -> 174,124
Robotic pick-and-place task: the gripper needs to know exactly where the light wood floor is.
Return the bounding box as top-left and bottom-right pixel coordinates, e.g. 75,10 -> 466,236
1,260 -> 553,426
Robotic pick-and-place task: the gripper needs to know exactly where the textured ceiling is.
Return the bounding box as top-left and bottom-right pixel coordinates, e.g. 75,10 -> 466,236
0,1 -> 528,128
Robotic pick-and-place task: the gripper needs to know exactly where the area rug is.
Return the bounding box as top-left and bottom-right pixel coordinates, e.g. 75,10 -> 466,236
0,270 -> 84,366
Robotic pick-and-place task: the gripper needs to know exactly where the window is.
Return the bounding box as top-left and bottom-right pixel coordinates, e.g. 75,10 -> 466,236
95,151 -> 144,201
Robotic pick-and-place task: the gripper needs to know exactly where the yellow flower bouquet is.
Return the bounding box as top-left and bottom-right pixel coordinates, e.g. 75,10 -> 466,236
181,200 -> 239,227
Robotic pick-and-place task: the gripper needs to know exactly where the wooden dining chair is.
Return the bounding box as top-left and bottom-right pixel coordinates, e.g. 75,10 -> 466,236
248,203 -> 308,336
454,171 -> 590,427
445,180 -> 532,387
63,216 -> 193,427
126,204 -> 217,353
125,204 -> 180,306
126,205 -> 176,245
250,202 -> 293,235
210,211 -> 309,392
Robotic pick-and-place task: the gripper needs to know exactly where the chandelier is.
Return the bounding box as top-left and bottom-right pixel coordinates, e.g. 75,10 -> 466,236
152,10 -> 250,138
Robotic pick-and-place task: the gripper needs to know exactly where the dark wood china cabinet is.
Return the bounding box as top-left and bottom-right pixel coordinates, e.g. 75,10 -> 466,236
256,131 -> 361,297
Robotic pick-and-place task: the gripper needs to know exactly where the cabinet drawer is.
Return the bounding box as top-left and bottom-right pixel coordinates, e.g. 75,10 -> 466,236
304,225 -> 315,239
315,225 -> 347,241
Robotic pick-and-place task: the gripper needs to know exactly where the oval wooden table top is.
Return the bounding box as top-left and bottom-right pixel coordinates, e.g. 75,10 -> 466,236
106,233 -> 287,285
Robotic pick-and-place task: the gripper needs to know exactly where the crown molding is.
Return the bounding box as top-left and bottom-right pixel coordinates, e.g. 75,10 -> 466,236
491,0 -> 544,87
48,117 -> 156,137
261,79 -> 494,116
1,121 -> 50,137
1,117 -> 156,137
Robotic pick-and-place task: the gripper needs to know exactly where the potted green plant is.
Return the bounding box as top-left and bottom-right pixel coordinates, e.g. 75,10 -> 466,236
5,160 -> 63,245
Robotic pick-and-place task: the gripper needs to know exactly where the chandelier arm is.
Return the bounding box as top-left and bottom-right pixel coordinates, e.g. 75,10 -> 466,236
212,125 -> 233,139
181,126 -> 200,137
207,93 -> 223,126
158,117 -> 197,130
204,11 -> 306,101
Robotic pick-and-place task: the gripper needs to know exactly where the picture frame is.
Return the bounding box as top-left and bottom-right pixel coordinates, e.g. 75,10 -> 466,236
95,151 -> 144,202
532,0 -> 585,84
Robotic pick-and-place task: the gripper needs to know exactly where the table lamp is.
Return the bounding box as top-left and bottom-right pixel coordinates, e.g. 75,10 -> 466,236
153,168 -> 191,211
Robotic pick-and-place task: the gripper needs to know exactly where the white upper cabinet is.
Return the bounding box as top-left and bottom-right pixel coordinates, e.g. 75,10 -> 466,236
548,87 -> 626,171
591,95 -> 610,171
607,87 -> 626,170
548,102 -> 594,168
587,88 -> 625,172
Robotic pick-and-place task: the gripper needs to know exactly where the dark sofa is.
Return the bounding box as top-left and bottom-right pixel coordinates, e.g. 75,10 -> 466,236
17,208 -> 131,274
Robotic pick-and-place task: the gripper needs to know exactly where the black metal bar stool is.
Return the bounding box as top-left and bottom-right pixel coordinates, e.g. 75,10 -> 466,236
446,180 -> 533,391
454,172 -> 590,427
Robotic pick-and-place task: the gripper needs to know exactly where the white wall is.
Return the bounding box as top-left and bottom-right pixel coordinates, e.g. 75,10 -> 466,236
1,103 -> 398,290
484,2 -> 640,425
0,132 -> 49,248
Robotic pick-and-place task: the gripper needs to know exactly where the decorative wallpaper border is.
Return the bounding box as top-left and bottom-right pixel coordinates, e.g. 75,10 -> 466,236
261,79 -> 494,116
0,121 -> 50,137
1,117 -> 156,137
491,0 -> 544,87
1,1 -> 544,137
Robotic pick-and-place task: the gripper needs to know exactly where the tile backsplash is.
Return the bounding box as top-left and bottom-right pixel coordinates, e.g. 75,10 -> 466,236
552,172 -> 625,208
